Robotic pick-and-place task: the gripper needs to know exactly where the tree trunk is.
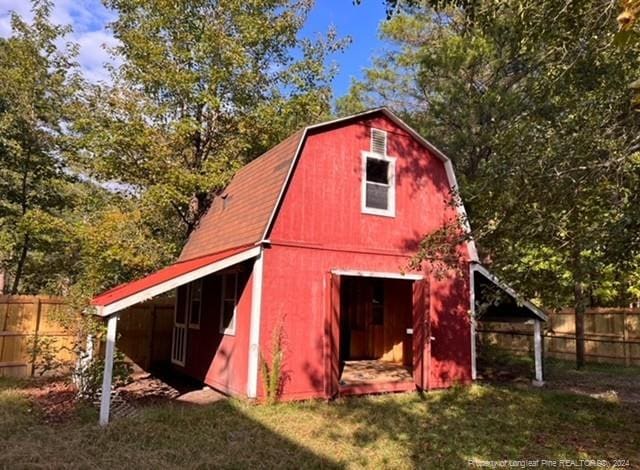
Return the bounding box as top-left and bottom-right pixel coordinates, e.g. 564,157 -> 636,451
10,234 -> 29,295
574,280 -> 587,369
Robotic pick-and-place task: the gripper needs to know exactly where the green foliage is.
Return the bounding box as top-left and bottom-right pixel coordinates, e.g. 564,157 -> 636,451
0,0 -> 83,294
73,0 -> 348,246
75,348 -> 133,399
259,319 -> 285,405
341,1 -> 640,312
0,0 -> 347,302
3,375 -> 640,466
25,335 -> 68,377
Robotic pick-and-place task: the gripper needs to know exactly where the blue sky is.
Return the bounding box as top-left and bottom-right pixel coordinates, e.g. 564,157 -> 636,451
0,0 -> 387,99
302,1 -> 387,96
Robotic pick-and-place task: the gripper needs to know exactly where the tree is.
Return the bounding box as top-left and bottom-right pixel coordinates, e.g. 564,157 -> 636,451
74,0 -> 347,250
0,0 -> 83,294
340,0 -> 640,368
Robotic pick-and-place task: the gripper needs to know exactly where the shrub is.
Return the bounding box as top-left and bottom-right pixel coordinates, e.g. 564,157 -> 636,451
26,335 -> 68,376
260,320 -> 285,405
75,347 -> 133,400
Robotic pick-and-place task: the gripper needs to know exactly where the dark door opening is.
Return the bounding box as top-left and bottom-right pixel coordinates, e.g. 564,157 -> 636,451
339,276 -> 413,388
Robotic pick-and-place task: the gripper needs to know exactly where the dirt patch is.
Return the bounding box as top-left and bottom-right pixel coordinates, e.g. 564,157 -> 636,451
546,365 -> 640,405
20,379 -> 79,424
175,387 -> 225,405
116,371 -> 224,406
116,373 -> 182,406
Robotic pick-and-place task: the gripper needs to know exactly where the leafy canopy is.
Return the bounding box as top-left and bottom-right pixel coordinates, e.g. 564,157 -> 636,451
340,0 -> 640,308
75,0 -> 348,243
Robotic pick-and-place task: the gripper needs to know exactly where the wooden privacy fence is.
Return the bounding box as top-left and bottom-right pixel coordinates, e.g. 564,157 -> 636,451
0,295 -> 175,378
0,295 -> 74,377
114,298 -> 174,371
478,308 -> 640,366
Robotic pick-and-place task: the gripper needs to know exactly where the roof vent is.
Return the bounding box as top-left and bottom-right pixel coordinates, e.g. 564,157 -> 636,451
221,194 -> 231,210
371,128 -> 387,156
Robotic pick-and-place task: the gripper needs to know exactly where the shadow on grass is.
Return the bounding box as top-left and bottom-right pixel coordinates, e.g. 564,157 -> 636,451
317,384 -> 639,467
0,388 -> 343,468
2,376 -> 639,468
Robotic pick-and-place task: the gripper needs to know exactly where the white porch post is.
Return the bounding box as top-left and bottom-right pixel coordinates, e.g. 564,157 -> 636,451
247,249 -> 264,399
469,265 -> 477,380
533,319 -> 544,385
470,315 -> 477,380
99,314 -> 118,426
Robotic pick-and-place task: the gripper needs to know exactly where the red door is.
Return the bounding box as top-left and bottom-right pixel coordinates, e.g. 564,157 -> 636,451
324,273 -> 341,398
412,279 -> 430,390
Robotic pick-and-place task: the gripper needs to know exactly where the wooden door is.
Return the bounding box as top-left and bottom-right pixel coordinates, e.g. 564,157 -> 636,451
171,286 -> 188,366
380,279 -> 412,363
412,279 -> 430,390
324,273 -> 341,399
342,278 -> 411,363
344,277 -> 373,359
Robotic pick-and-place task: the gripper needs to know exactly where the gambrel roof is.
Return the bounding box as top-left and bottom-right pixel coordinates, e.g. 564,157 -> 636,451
178,130 -> 303,261
179,107 -> 478,263
92,108 -> 478,314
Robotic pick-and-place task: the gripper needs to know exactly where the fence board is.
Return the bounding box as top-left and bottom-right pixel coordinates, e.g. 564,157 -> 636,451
478,308 -> 640,366
0,295 -> 175,377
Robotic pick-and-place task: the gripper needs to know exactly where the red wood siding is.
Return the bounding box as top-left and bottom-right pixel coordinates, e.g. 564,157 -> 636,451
172,263 -> 253,397
259,115 -> 472,400
269,115 -> 463,254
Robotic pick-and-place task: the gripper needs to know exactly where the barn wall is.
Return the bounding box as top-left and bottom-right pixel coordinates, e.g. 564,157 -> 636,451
261,115 -> 472,400
172,262 -> 253,397
260,246 -> 471,399
269,115 -> 460,252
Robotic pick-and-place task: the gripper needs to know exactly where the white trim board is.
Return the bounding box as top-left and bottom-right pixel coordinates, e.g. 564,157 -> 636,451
331,269 -> 423,281
471,263 -> 548,322
96,246 -> 262,317
246,248 -> 264,398
469,263 -> 477,380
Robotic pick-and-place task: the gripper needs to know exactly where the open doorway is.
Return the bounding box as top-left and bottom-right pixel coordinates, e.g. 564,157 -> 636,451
338,276 -> 414,392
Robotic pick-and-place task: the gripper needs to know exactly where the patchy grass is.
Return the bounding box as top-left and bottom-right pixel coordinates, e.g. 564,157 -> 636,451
1,376 -> 639,468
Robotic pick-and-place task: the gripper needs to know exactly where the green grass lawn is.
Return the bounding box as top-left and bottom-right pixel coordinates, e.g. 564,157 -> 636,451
2,376 -> 639,469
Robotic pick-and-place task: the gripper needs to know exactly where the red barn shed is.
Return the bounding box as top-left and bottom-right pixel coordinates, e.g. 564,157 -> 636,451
91,108 -> 546,424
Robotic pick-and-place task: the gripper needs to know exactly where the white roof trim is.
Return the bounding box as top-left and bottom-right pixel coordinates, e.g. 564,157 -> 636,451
471,263 -> 548,322
95,246 -> 261,317
261,107 -> 479,262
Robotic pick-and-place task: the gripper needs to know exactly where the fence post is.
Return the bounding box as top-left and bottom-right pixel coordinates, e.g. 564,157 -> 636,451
533,320 -> 544,385
623,310 -> 630,367
30,297 -> 42,377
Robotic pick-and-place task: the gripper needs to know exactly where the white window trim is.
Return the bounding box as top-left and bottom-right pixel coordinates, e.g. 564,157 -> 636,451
361,151 -> 396,217
188,280 -> 202,329
219,272 -> 238,336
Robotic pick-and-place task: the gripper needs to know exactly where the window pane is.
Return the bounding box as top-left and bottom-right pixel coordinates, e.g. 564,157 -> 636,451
366,183 -> 388,210
190,300 -> 200,325
224,274 -> 236,299
191,280 -> 202,300
222,300 -> 235,330
366,158 -> 388,184
175,286 -> 187,324
372,280 -> 384,325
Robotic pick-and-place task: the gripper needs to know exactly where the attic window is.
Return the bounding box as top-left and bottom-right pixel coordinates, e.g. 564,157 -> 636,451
362,128 -> 396,217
